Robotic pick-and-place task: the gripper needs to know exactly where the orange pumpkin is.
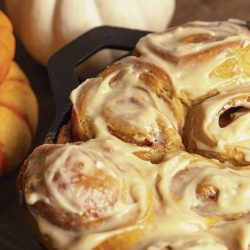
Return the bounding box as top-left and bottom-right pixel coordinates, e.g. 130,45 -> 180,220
0,11 -> 38,176
0,62 -> 38,176
0,11 -> 15,83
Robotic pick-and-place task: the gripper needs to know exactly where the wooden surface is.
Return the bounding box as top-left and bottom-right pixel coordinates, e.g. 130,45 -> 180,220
0,0 -> 249,249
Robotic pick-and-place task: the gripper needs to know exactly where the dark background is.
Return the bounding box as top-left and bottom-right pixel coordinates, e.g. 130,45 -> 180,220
0,0 -> 249,249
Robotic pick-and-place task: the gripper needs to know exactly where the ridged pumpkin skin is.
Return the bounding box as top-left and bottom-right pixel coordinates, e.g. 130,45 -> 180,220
5,0 -> 175,68
0,62 -> 38,176
0,10 -> 15,83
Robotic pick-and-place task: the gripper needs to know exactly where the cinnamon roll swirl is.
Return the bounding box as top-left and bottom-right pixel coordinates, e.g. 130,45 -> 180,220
135,21 -> 250,105
18,139 -> 154,250
184,86 -> 250,165
156,151 -> 250,227
69,56 -> 185,163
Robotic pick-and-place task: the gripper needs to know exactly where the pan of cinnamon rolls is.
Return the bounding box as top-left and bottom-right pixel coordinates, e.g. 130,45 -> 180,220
18,21 -> 250,250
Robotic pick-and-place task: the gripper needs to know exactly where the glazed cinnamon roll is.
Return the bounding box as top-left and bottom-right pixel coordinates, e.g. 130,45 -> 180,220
184,86 -> 250,165
18,139 -> 154,250
135,21 -> 250,105
156,151 -> 250,228
137,204 -> 250,250
69,56 -> 185,163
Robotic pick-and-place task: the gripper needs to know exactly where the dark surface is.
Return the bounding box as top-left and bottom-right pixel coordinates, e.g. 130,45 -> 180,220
0,0 -> 249,249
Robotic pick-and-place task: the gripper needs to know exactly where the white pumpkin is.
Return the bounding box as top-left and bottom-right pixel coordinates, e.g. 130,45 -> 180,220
5,0 -> 175,75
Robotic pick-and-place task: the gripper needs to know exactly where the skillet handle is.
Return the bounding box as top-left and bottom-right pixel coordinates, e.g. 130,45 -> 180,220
47,25 -> 150,142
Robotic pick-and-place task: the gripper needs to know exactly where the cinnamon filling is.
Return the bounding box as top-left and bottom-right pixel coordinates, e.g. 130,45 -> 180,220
181,33 -> 214,43
219,106 -> 249,128
196,183 -> 220,202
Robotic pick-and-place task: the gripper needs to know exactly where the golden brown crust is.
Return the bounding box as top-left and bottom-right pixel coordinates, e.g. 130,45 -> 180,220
71,82 -> 96,142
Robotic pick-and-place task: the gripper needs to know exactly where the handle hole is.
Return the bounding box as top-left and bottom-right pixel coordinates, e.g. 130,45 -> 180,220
74,49 -> 130,81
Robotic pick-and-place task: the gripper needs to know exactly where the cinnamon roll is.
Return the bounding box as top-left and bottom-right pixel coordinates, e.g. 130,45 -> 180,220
69,56 -> 185,163
18,139 -> 154,250
135,21 -> 250,105
184,86 -> 250,165
156,151 -> 250,227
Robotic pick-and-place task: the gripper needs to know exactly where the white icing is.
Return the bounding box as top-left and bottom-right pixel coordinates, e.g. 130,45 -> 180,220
136,21 -> 250,102
189,86 -> 250,163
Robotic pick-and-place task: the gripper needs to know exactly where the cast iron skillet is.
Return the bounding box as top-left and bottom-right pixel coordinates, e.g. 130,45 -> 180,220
46,26 -> 150,144
41,21 -> 250,249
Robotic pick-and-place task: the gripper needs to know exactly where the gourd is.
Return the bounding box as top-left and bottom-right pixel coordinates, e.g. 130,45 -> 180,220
0,10 -> 14,83
5,0 -> 175,73
0,11 -> 38,176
